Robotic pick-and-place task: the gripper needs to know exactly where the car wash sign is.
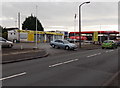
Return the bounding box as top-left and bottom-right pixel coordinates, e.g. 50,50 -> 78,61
93,31 -> 98,41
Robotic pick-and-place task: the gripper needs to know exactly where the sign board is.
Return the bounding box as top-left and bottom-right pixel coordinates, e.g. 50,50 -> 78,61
93,31 -> 98,41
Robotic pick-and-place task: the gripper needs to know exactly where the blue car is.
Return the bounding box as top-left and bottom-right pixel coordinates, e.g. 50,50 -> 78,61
50,39 -> 78,50
117,41 -> 120,46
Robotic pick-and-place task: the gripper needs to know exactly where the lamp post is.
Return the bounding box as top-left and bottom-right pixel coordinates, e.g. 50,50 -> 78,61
79,1 -> 90,48
35,5 -> 38,49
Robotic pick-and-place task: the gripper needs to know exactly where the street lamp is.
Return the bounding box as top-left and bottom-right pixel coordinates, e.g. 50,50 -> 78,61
79,1 -> 90,48
35,5 -> 38,49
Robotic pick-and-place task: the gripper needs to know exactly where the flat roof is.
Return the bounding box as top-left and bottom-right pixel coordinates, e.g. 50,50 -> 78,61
70,31 -> 120,34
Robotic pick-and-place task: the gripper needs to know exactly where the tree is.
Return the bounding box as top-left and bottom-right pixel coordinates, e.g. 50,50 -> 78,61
0,25 -> 8,39
22,14 -> 44,31
0,25 -> 3,37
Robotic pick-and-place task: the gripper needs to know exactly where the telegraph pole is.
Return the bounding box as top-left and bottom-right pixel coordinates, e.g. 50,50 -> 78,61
18,12 -> 20,30
18,12 -> 20,42
35,5 -> 38,48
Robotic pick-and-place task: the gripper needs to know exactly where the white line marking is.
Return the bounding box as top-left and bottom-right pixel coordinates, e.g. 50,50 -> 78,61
106,50 -> 114,53
97,53 -> 101,55
0,72 -> 26,81
87,54 -> 97,57
106,51 -> 109,53
63,59 -> 78,64
49,59 -> 78,68
49,63 -> 63,67
87,53 -> 101,58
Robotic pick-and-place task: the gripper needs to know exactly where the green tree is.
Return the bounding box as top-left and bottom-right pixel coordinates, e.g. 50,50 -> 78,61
22,14 -> 44,31
0,25 -> 8,39
0,25 -> 3,37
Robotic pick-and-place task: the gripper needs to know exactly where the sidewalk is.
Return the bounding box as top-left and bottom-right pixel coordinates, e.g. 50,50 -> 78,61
2,48 -> 49,64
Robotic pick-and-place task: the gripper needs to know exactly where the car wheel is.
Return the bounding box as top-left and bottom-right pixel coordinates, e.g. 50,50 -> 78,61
65,46 -> 70,50
114,46 -> 117,49
52,44 -> 55,48
113,46 -> 116,49
55,46 -> 60,49
8,44 -> 13,48
102,47 -> 105,49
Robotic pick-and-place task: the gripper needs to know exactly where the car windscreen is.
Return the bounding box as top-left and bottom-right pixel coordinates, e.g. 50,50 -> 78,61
103,41 -> 113,43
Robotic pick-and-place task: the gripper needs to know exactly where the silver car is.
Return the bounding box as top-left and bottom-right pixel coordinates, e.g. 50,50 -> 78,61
0,37 -> 13,48
50,39 -> 78,50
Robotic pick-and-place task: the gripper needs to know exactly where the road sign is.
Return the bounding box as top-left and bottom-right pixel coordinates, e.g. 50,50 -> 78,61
93,31 -> 98,41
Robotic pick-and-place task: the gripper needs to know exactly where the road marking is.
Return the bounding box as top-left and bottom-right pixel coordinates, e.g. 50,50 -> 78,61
97,53 -> 101,55
49,63 -> 63,67
87,54 -> 97,58
49,59 -> 78,68
63,59 -> 78,64
0,72 -> 26,81
87,53 -> 101,58
106,50 -> 114,53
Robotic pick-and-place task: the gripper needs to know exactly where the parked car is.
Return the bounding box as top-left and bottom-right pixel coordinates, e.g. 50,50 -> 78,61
0,37 -> 13,48
116,41 -> 120,46
101,40 -> 117,49
84,40 -> 93,44
66,38 -> 77,43
50,39 -> 78,50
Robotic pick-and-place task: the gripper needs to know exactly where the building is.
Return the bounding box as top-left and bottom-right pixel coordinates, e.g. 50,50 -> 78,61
69,31 -> 120,42
8,29 -> 63,43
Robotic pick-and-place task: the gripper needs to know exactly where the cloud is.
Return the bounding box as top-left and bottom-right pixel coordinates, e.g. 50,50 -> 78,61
1,2 -> 118,32
1,0 -> 119,2
0,17 -> 15,21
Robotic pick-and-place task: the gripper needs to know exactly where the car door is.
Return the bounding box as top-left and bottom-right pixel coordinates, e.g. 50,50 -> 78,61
58,40 -> 65,48
54,40 -> 60,46
2,38 -> 8,47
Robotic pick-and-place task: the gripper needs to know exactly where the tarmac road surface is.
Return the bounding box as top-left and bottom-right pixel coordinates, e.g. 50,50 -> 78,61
2,48 -> 119,86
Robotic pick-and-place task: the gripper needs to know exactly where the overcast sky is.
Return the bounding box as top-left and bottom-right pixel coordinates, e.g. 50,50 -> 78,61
0,0 -> 119,32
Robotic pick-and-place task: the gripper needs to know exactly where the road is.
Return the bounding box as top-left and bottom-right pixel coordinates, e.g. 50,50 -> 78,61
2,48 -> 119,86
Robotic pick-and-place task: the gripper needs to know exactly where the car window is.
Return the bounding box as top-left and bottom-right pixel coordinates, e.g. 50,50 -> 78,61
55,40 -> 59,42
2,38 -> 6,41
63,40 -> 69,44
59,40 -> 64,43
103,41 -> 113,43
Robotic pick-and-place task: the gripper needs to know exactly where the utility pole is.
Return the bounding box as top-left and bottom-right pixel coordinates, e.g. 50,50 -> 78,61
18,12 -> 20,42
100,25 -> 102,44
79,1 -> 90,48
18,12 -> 20,30
35,5 -> 38,48
74,14 -> 77,43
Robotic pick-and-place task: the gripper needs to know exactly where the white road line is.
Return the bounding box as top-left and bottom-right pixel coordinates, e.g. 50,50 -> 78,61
106,50 -> 109,53
63,59 -> 78,64
87,54 -> 97,58
49,59 -> 78,68
106,50 -> 114,53
0,72 -> 26,81
97,53 -> 101,55
87,53 -> 101,58
49,63 -> 63,67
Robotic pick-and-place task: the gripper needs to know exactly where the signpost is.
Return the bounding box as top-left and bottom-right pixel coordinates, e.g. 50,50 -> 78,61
93,31 -> 98,43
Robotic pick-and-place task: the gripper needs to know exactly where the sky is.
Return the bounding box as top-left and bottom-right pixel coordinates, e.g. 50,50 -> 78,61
0,0 -> 119,32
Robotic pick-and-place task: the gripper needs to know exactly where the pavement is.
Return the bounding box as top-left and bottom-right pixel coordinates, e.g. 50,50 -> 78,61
2,43 -> 101,64
2,45 -> 48,64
